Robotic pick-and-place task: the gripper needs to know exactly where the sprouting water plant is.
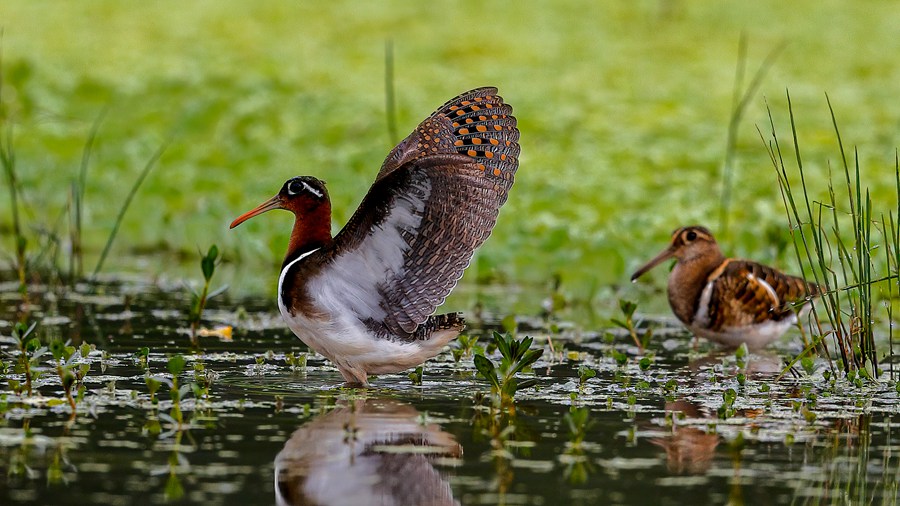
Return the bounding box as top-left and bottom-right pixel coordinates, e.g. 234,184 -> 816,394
408,365 -> 424,385
577,365 -> 596,393
166,355 -> 189,425
560,406 -> 595,484
188,245 -> 227,346
474,332 -> 544,407
284,352 -> 308,373
10,322 -> 43,396
611,299 -> 652,350
452,334 -> 481,364
49,339 -> 80,413
191,359 -> 214,402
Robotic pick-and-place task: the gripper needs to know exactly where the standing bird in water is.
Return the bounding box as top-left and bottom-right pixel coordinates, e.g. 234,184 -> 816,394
230,87 -> 519,385
631,226 -> 819,349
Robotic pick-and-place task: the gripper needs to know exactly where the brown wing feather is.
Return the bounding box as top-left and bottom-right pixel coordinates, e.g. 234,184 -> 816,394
331,155 -> 510,338
376,87 -> 519,187
331,88 -> 519,339
707,261 -> 817,330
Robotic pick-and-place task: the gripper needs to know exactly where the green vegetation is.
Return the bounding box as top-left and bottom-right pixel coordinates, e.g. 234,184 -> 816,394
610,299 -> 652,350
0,2 -> 898,313
188,244 -> 225,346
474,332 -> 543,407
765,94 -> 900,378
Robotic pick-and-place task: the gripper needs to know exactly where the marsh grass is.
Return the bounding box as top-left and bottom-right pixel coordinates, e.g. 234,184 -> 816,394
762,92 -> 900,378
383,38 -> 399,146
92,138 -> 169,279
0,43 -> 168,290
717,34 -> 783,236
70,109 -> 107,281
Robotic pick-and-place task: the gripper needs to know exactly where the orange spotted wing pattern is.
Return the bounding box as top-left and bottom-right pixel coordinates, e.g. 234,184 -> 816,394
705,260 -> 818,331
376,87 -> 519,197
334,88 -> 519,339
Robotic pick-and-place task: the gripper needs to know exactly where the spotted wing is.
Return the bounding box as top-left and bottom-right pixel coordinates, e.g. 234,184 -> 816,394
327,90 -> 519,339
706,261 -> 817,330
376,87 -> 519,190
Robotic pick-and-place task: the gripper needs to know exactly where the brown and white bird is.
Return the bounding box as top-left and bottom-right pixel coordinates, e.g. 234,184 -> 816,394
230,87 -> 519,385
631,226 -> 819,349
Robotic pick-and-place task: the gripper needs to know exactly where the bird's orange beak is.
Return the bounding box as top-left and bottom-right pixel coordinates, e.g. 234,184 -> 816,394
631,245 -> 676,282
229,195 -> 283,229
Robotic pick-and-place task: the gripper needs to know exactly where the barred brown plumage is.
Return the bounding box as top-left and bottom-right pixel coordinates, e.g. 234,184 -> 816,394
631,226 -> 819,349
229,87 -> 519,385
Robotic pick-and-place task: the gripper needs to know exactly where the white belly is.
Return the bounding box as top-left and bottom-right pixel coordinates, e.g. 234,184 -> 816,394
688,316 -> 796,349
276,251 -> 457,384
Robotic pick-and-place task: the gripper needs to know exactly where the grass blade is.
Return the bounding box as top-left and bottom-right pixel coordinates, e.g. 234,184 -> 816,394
92,138 -> 170,279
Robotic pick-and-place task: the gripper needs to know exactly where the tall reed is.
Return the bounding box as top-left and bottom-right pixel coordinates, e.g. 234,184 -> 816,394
761,92 -> 899,378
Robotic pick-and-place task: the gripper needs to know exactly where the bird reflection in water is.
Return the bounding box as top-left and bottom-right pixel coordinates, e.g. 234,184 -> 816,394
275,398 -> 462,506
651,350 -> 781,474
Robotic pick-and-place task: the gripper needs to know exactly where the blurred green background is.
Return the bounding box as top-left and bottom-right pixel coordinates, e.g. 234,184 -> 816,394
0,1 -> 898,314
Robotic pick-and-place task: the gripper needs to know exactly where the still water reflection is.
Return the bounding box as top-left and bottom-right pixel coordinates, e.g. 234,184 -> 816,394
275,398 -> 462,506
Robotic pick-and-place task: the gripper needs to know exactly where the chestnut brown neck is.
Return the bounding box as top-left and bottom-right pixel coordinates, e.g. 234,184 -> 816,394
283,202 -> 333,266
667,246 -> 726,324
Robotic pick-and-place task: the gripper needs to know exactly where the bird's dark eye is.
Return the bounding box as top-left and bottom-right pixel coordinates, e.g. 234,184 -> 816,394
685,230 -> 697,241
287,180 -> 303,195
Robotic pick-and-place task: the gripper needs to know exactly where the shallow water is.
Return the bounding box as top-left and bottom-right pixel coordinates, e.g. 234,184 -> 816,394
1,280 -> 898,505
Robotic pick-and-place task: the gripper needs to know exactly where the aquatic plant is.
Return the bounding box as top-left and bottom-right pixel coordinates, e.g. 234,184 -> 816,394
560,406 -> 595,484
451,334 -> 481,364
69,110 -> 106,281
9,321 -> 42,396
474,332 -> 543,407
610,299 -> 652,350
408,365 -> 424,386
284,352 -> 308,373
717,35 -> 783,235
49,339 -> 83,413
764,93 -> 900,378
1,115 -> 27,297
166,354 -> 189,424
188,244 -> 226,346
577,364 -> 596,393
92,137 -> 169,279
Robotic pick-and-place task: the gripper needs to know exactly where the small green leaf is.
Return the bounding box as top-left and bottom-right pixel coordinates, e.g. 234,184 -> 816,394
618,299 -> 637,318
50,340 -> 66,361
609,318 -> 629,330
201,257 -> 215,281
494,332 -> 512,361
473,354 -> 499,390
638,356 -> 652,371
167,355 -> 186,376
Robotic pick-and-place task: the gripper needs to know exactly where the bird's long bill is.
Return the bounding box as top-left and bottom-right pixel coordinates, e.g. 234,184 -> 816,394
229,195 -> 282,229
630,246 -> 675,282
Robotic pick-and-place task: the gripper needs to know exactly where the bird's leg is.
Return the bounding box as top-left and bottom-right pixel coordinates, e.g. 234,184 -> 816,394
338,367 -> 369,388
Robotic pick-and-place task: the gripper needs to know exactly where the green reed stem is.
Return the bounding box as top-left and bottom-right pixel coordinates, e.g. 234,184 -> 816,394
384,38 -> 398,146
70,109 -> 107,281
92,138 -> 169,279
718,35 -> 783,235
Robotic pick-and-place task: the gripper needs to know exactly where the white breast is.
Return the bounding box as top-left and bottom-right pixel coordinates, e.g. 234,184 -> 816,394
275,244 -> 456,383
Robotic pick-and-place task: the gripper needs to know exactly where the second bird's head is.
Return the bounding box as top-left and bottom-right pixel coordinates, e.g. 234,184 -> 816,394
230,176 -> 329,229
630,226 -> 720,281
